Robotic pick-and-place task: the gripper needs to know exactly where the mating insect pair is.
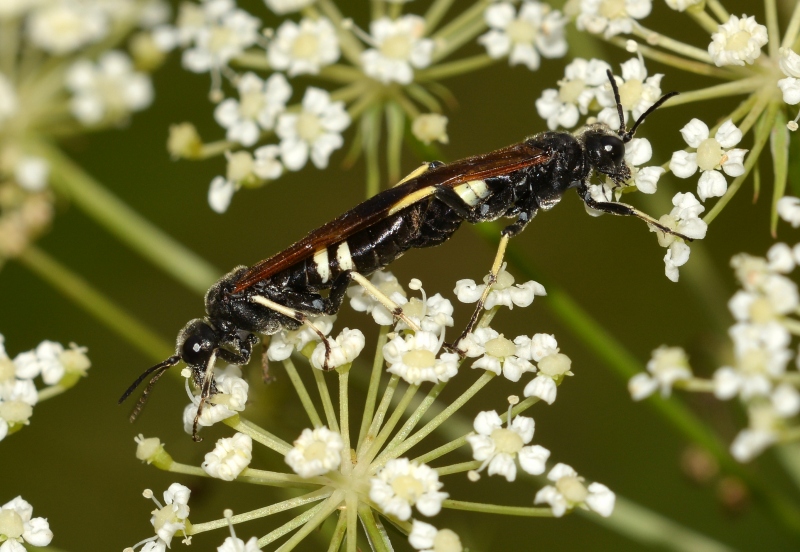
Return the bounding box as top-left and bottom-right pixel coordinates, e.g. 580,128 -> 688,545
120,71 -> 689,440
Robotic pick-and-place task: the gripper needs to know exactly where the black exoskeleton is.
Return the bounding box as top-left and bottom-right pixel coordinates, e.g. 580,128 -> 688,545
120,71 -> 683,440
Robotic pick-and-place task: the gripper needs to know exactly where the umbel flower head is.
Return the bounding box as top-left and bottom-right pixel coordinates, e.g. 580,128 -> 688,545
159,0 -> 571,211
125,270 -> 614,550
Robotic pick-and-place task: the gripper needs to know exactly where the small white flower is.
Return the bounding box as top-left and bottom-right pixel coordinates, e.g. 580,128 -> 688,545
478,2 -> 567,71
777,196 -> 800,227
268,315 -> 335,361
412,114 -> 449,145
708,15 -> 768,67
182,3 -> 261,73
218,535 -> 260,552
772,383 -> 800,418
623,137 -> 663,193
394,287 -> 455,335
361,15 -> 434,84
408,520 -> 462,552
670,118 -> 747,202
208,175 -> 236,213
664,0 -> 702,11
778,48 -> 800,105
597,58 -> 663,130
66,51 -> 154,126
202,433 -> 252,481
383,331 -> 459,385
370,458 -> 448,521
276,87 -> 350,171
766,243 -> 795,273
150,483 -> 191,546
629,346 -> 692,400
454,265 -> 545,310
576,0 -> 652,39
183,366 -> 249,434
264,0 -> 315,15
535,58 -> 611,130
0,496 -> 53,548
309,327 -> 365,370
268,17 -> 340,76
654,192 -> 707,282
252,145 -> 283,181
523,352 -> 572,405
214,73 -> 291,147
284,426 -> 344,478
534,463 -> 615,517
14,157 -> 49,192
730,428 -> 776,462
27,2 -> 108,54
466,410 -> 550,482
347,270 -> 406,326
460,328 -> 534,382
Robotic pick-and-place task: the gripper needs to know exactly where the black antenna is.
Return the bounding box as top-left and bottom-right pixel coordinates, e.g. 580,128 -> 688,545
605,69 -> 678,143
128,363 -> 173,422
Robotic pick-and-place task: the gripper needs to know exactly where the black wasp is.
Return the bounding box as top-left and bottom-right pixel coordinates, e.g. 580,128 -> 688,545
121,72 -> 688,440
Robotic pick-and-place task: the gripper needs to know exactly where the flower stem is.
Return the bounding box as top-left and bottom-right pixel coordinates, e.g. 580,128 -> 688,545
363,383 -> 420,466
443,499 -> 554,517
32,141 -> 220,295
283,358 -> 324,428
688,9 -> 722,34
765,0 -> 780,59
608,37 -> 733,79
424,0 -> 457,33
431,0 -> 489,62
224,415 -> 292,455
385,101 -> 405,184
378,371 -> 495,465
346,492 -> 358,552
416,54 -> 496,81
313,366 -> 340,433
339,368 -> 352,473
17,246 -> 172,360
436,460 -> 480,475
191,488 -> 331,534
377,381 -> 446,463
664,77 -> 763,107
265,492 -> 342,550
633,25 -> 714,63
362,105 -> 382,198
326,510 -> 348,552
358,374 -> 400,461
782,0 -> 800,49
358,326 -> 390,448
705,0 -> 730,23
704,99 -> 776,224
358,502 -> 392,551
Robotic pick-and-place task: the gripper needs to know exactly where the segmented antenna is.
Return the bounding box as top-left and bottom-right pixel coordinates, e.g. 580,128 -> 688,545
605,69 -> 679,142
118,355 -> 181,421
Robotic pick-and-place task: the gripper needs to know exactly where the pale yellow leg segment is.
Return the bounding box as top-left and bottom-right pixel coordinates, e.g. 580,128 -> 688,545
454,234 -> 510,349
349,272 -> 423,332
192,350 -> 217,442
250,295 -> 332,344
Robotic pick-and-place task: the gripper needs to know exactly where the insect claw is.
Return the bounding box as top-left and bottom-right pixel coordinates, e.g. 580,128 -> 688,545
442,341 -> 466,359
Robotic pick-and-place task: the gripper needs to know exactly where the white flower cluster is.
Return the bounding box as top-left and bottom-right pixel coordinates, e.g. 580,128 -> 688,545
654,192 -> 708,282
370,458 -> 448,521
0,334 -> 90,441
144,483 -> 192,550
708,14 -> 768,67
629,242 -> 800,462
479,1 -> 568,71
0,496 -> 53,550
182,365 -> 249,436
576,0 -> 652,38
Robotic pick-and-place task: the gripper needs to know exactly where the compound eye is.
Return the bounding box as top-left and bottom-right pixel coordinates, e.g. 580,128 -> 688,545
601,136 -> 625,165
181,328 -> 217,365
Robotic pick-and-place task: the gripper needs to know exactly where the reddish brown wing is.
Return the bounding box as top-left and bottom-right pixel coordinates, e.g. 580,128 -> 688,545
232,141 -> 549,292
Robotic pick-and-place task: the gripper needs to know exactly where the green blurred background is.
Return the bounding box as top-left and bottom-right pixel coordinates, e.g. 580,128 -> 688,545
2,0 -> 799,550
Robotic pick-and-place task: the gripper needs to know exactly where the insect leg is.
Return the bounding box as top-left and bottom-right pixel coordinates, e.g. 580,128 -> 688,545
580,187 -> 694,241
349,272 -> 423,332
451,234 -> 511,353
217,333 -> 259,365
249,295 -> 337,370
192,350 -> 218,442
